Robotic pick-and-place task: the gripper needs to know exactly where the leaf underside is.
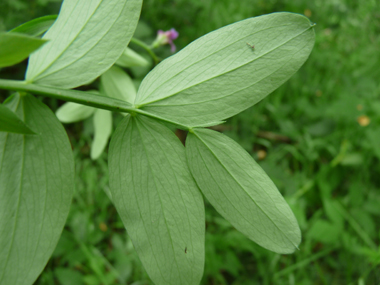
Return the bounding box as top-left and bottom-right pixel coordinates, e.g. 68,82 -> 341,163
135,12 -> 315,127
100,65 -> 137,103
108,115 -> 205,285
186,128 -> 301,254
26,0 -> 142,88
0,94 -> 74,285
91,109 -> 112,159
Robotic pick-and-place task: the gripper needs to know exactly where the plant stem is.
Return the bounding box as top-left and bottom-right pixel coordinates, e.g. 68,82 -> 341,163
130,37 -> 160,65
0,79 -> 190,130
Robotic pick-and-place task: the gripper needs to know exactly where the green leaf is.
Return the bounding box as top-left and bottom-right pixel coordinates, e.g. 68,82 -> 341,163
26,0 -> 143,88
91,109 -> 112,159
116,47 -> 150,68
0,94 -> 74,284
100,66 -> 137,103
9,15 -> 57,37
0,32 -> 47,68
186,128 -> 301,254
108,115 -> 205,285
0,102 -> 35,134
56,102 -> 96,123
135,12 -> 315,127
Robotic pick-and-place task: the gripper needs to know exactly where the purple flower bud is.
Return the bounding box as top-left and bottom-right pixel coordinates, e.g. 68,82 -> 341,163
152,28 -> 179,52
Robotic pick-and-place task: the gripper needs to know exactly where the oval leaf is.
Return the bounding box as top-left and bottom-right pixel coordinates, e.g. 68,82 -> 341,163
0,94 -> 74,284
91,109 -> 112,159
0,102 -> 35,134
56,102 -> 96,123
135,13 -> 315,127
100,65 -> 137,103
0,32 -> 47,68
26,0 -> 142,88
186,128 -> 301,254
109,115 -> 205,285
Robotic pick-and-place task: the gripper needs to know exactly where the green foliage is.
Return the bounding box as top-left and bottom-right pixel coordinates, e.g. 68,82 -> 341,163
136,13 -> 315,127
0,101 -> 35,134
186,128 -> 300,254
4,0 -> 378,284
0,93 -> 74,285
116,47 -> 150,68
10,15 -> 57,37
100,66 -> 137,103
56,102 -> 96,123
91,109 -> 112,160
109,115 -> 205,285
0,32 -> 47,68
25,0 -> 143,88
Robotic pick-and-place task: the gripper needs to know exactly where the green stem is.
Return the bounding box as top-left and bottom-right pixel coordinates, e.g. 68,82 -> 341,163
0,79 -> 190,130
130,37 -> 160,65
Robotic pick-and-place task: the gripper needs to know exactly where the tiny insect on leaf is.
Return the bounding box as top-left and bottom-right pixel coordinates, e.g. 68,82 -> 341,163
246,42 -> 255,49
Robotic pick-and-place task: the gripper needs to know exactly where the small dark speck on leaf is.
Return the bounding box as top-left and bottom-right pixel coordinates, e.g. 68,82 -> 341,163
246,42 -> 255,49
185,247 -> 187,253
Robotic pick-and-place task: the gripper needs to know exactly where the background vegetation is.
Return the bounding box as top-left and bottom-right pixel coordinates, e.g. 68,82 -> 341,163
1,0 -> 380,284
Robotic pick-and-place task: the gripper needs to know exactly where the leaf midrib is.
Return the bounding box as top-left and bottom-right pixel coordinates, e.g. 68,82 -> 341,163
193,130 -> 298,249
34,0 -> 128,82
28,0 -> 103,82
136,22 -> 296,104
137,23 -> 312,107
138,116 -> 196,272
135,117 -> 182,284
144,39 -> 309,109
118,117 -> 166,283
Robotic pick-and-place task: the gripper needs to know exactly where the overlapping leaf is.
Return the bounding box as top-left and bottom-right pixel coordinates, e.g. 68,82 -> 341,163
26,0 -> 142,88
0,94 -> 74,285
56,102 -> 96,123
116,47 -> 149,68
0,103 -> 35,134
135,12 -> 315,127
10,15 -> 57,37
91,109 -> 112,159
0,33 -> 47,68
186,128 -> 301,254
109,115 -> 205,285
100,66 -> 137,103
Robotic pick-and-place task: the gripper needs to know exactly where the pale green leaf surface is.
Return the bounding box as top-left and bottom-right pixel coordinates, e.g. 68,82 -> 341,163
91,109 -> 112,159
26,0 -> 142,88
56,102 -> 96,123
116,47 -> 150,68
0,33 -> 47,68
10,15 -> 57,37
0,94 -> 74,284
135,13 -> 315,127
100,66 -> 137,103
0,103 -> 35,134
109,115 -> 205,285
186,128 -> 301,254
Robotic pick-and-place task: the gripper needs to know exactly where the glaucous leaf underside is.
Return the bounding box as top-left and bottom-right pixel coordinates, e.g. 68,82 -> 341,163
135,12 -> 315,127
108,115 -> 205,285
0,94 -> 74,285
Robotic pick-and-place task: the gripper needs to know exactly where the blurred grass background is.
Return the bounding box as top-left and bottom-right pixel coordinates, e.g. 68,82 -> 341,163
1,0 -> 380,284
